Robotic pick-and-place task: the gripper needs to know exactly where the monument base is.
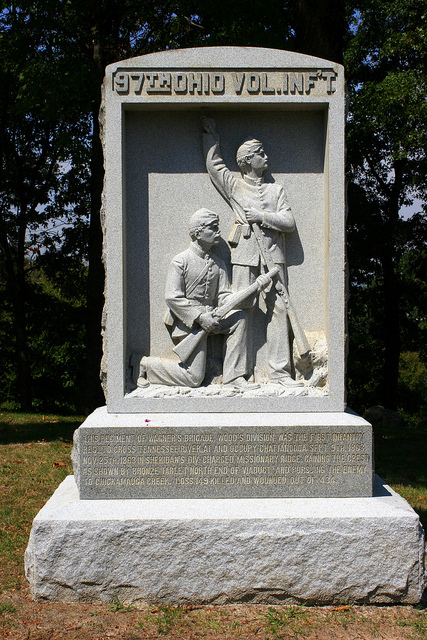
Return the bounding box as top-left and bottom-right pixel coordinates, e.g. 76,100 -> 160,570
25,475 -> 425,605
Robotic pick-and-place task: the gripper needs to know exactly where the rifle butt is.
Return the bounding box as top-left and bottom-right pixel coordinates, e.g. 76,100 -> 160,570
173,328 -> 206,363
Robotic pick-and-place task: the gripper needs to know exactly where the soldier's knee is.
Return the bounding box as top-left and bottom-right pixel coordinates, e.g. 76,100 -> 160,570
185,366 -> 205,387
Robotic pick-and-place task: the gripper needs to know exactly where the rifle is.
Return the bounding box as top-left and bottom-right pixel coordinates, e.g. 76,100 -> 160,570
229,195 -> 310,358
173,266 -> 279,363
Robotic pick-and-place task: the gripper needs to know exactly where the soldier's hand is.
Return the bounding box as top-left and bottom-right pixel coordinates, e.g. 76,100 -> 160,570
245,209 -> 263,224
256,274 -> 272,291
201,117 -> 217,135
198,311 -> 220,333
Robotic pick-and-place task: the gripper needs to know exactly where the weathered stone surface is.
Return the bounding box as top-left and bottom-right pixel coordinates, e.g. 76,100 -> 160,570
72,407 -> 373,499
25,475 -> 426,605
101,47 -> 346,413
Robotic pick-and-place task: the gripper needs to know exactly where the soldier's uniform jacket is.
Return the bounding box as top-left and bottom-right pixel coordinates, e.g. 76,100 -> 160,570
204,137 -> 295,267
164,242 -> 232,340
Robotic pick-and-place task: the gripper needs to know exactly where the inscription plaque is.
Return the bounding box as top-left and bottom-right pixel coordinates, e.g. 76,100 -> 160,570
76,424 -> 373,499
112,69 -> 338,98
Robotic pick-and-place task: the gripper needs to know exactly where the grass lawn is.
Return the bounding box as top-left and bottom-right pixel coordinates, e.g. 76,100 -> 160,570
373,419 -> 427,532
0,412 -> 82,591
0,411 -> 426,639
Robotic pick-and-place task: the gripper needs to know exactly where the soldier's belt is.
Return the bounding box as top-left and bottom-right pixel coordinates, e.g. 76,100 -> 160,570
185,301 -> 215,310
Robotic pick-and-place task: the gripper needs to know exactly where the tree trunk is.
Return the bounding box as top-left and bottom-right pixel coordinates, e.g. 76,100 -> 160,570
293,0 -> 345,64
13,278 -> 32,412
380,242 -> 400,410
379,167 -> 402,411
0,227 -> 32,411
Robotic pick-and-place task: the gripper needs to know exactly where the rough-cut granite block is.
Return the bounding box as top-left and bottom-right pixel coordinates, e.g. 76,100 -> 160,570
25,475 -> 425,605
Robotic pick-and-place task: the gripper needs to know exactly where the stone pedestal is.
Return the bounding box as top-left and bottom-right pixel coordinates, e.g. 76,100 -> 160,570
26,408 -> 426,603
25,475 -> 425,605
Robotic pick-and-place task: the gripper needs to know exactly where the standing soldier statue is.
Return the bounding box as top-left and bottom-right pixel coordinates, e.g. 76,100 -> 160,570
202,118 -> 311,386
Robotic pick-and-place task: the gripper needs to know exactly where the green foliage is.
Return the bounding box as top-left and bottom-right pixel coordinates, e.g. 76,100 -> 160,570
400,212 -> 427,360
172,0 -> 296,50
0,0 -> 93,410
145,606 -> 184,635
0,603 -> 16,616
260,605 -> 310,636
398,352 -> 427,426
346,203 -> 427,416
0,264 -> 87,413
0,0 -> 425,416
345,0 -> 427,412
108,593 -> 135,612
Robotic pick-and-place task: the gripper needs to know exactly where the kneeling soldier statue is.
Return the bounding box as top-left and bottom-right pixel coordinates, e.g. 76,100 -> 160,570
134,208 -> 276,390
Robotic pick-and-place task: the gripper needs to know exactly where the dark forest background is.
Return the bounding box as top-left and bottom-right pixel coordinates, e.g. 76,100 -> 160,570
0,0 -> 426,426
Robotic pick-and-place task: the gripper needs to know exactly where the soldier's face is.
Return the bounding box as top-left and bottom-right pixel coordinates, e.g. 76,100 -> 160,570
249,146 -> 268,172
197,220 -> 221,247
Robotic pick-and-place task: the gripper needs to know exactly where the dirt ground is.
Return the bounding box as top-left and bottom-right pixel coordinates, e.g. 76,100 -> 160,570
1,587 -> 426,640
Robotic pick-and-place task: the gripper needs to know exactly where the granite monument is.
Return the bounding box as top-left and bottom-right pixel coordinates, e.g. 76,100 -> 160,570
25,47 -> 425,605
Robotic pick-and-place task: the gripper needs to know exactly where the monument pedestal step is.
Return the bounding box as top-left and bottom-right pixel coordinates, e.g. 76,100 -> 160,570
25,475 -> 425,605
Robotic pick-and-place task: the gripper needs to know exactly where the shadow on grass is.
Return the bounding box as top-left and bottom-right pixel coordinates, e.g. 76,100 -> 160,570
375,436 -> 427,485
0,414 -> 85,444
374,431 -> 427,530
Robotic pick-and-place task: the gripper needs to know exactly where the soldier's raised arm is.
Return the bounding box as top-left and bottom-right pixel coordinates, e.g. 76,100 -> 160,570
201,117 -> 219,144
201,117 -> 236,202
